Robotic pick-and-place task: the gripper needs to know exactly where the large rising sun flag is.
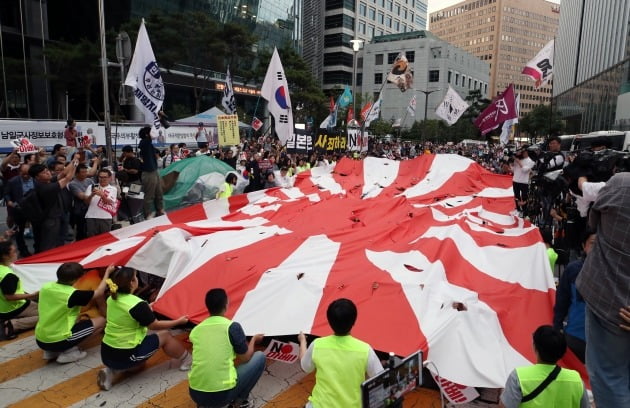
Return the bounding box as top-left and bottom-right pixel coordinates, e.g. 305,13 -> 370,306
12,155 -> 586,389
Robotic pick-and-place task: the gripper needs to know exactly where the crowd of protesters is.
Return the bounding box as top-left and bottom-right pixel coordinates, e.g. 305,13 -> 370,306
1,122 -> 629,406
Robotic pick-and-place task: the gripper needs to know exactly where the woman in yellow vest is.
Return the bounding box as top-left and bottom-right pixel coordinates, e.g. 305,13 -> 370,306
499,325 -> 589,407
98,267 -> 190,391
216,173 -> 238,199
35,262 -> 110,363
298,298 -> 384,408
0,241 -> 38,340
188,288 -> 265,408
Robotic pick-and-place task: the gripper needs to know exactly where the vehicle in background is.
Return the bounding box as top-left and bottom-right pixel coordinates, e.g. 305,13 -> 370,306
571,131 -> 630,151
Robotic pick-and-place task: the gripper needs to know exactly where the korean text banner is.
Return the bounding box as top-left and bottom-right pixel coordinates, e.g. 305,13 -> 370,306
286,129 -> 313,155
313,130 -> 347,153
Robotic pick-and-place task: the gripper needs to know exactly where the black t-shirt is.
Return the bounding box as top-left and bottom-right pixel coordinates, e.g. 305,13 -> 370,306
123,157 -> 142,183
35,181 -> 63,218
100,301 -> 156,360
0,272 -> 30,319
67,289 -> 94,308
222,157 -> 237,169
0,272 -> 18,295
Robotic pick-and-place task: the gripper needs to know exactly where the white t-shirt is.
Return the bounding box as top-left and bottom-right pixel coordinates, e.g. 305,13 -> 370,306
512,157 -> 535,184
196,128 -> 209,143
85,184 -> 117,219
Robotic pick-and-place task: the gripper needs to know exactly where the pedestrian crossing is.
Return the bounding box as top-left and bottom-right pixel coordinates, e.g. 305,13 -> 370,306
0,331 -> 443,407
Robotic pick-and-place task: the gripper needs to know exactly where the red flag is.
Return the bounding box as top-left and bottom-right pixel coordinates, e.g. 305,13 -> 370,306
360,102 -> 372,121
329,95 -> 335,113
251,117 -> 263,131
346,107 -> 354,124
473,84 -> 517,135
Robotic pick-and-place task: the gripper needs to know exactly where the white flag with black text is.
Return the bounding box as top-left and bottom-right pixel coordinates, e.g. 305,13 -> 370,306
124,20 -> 164,131
221,67 -> 237,114
407,95 -> 417,117
435,86 -> 469,126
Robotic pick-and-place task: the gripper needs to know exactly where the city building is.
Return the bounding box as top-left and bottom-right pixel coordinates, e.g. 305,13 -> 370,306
0,0 -> 299,120
303,0 -> 428,91
429,0 -> 559,116
554,0 -> 630,133
361,31 -> 489,127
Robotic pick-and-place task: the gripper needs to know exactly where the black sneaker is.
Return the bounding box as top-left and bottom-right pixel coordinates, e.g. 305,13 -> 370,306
0,320 -> 16,341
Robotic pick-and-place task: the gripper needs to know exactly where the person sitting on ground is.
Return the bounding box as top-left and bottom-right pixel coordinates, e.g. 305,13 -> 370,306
216,173 -> 238,199
98,267 -> 190,391
499,325 -> 588,408
0,241 -> 39,340
552,230 -> 595,364
35,262 -> 110,363
298,298 -> 384,408
188,288 -> 265,408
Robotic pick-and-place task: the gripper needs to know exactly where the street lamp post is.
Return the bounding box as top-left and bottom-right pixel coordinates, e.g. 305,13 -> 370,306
419,89 -> 441,122
418,89 -> 440,144
350,39 -> 363,122
98,0 -> 113,166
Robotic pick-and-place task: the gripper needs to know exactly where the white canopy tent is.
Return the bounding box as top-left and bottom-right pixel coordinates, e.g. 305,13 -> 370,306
176,107 -> 251,128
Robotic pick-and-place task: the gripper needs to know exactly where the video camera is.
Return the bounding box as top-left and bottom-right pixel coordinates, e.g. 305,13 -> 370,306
562,148 -> 630,195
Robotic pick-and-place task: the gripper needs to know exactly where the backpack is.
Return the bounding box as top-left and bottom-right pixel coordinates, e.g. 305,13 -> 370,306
18,189 -> 47,224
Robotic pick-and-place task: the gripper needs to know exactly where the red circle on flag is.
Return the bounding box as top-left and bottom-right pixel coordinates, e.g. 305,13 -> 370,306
281,344 -> 293,354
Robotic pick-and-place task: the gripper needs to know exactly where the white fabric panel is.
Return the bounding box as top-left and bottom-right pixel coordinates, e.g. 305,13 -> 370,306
232,235 -> 340,335
402,155 -> 472,198
79,236 -> 147,265
418,225 -> 554,291
366,250 -> 529,388
12,263 -> 63,293
361,157 -> 400,198
156,225 -> 293,299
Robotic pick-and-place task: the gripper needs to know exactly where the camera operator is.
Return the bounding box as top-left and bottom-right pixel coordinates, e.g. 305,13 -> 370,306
538,136 -> 565,173
512,146 -> 535,215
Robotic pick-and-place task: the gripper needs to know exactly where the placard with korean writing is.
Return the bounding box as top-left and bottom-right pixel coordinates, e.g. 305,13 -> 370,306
313,130 -> 347,153
286,129 -> 313,154
217,114 -> 240,146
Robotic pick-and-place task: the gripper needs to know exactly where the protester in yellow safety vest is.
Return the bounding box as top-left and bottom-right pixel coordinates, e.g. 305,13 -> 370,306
298,298 -> 384,408
0,241 -> 39,340
188,288 -> 265,408
35,262 -> 111,363
216,173 -> 238,199
499,325 -> 589,408
97,267 -> 190,391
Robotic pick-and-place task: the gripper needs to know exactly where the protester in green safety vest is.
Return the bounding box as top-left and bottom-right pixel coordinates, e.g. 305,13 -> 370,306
216,173 -> 238,199
499,325 -> 589,408
298,298 -> 384,408
188,288 -> 265,408
97,267 -> 190,391
0,241 -> 39,340
35,262 -> 111,364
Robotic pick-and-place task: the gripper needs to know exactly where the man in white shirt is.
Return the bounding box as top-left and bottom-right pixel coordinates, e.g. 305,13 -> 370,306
512,147 -> 535,215
195,122 -> 209,148
84,169 -> 117,237
275,167 -> 294,188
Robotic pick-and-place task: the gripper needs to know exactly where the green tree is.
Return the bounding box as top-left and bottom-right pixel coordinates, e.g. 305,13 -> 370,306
368,119 -> 393,137
45,38 -> 101,120
519,104 -> 565,142
121,12 -> 257,114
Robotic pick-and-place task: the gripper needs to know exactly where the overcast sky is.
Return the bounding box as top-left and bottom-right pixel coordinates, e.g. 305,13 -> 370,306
428,0 -> 561,13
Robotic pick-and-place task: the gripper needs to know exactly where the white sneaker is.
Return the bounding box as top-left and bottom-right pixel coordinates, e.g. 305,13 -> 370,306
179,350 -> 192,371
97,367 -> 113,391
56,346 -> 87,364
42,350 -> 60,360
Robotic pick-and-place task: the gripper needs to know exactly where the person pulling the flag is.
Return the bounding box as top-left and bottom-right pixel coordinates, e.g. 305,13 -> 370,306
97,267 -> 191,391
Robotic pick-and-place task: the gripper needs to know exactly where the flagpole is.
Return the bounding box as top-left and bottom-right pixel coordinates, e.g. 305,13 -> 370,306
548,35 -> 556,138
98,0 -> 113,165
